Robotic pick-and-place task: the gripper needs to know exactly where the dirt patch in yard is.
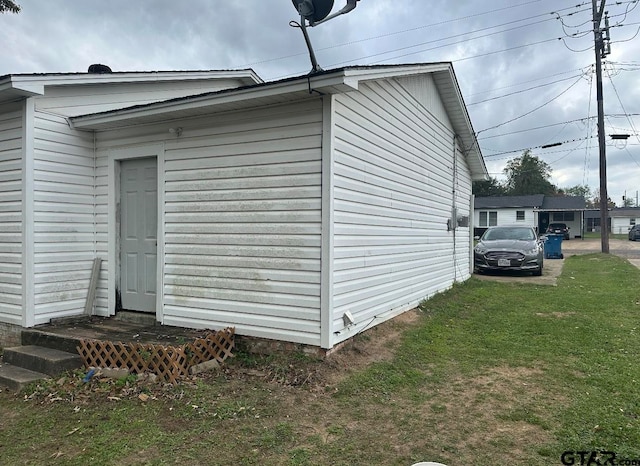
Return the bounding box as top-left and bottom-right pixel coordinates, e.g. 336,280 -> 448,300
321,309 -> 421,383
227,308 -> 423,390
535,311 -> 577,318
416,365 -> 557,463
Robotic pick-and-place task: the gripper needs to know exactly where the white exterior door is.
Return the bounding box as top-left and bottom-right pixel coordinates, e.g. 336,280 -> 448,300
120,158 -> 158,312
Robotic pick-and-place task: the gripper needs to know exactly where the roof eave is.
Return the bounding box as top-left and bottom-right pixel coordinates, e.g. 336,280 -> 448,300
432,67 -> 487,181
70,70 -> 358,130
0,70 -> 263,105
69,64 -> 487,182
0,76 -> 45,103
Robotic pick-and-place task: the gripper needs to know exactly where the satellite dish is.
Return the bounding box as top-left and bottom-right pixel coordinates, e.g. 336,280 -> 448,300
290,0 -> 361,74
292,0 -> 334,24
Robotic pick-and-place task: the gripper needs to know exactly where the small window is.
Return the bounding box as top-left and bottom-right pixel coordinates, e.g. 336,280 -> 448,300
631,218 -> 636,226
553,212 -> 575,222
489,211 -> 498,226
516,210 -> 525,221
479,211 -> 498,227
479,211 -> 487,227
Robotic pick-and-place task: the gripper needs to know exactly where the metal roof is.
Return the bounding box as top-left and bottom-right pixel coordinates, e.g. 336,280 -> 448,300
541,196 -> 586,210
475,195 -> 544,209
475,195 -> 586,210
585,207 -> 640,218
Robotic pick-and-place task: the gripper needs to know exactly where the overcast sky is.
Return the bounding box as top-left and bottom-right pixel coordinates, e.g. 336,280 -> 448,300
2,0 -> 640,205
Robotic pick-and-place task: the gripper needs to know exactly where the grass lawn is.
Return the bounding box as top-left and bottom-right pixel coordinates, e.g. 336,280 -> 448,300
1,254 -> 639,465
582,231 -> 629,240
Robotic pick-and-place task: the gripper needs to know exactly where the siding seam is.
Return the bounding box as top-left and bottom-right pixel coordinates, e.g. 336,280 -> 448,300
22,99 -> 35,327
320,95 -> 334,349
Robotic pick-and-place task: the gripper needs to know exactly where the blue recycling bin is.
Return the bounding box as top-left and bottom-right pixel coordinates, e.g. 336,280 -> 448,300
544,234 -> 564,259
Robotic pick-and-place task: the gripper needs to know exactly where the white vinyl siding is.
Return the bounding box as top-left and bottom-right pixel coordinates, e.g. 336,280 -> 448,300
332,77 -> 463,341
475,208 -> 536,230
35,79 -> 250,117
0,102 -> 23,324
453,146 -> 472,282
32,111 -> 96,323
96,100 -> 324,345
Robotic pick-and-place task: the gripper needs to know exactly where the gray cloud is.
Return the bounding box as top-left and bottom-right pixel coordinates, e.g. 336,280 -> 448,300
1,0 -> 638,203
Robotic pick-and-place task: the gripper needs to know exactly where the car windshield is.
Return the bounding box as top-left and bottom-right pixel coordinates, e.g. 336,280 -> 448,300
483,227 -> 535,241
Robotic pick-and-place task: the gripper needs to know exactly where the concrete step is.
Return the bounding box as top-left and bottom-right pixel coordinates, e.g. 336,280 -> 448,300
21,329 -> 81,354
3,345 -> 82,376
114,311 -> 157,326
0,363 -> 49,392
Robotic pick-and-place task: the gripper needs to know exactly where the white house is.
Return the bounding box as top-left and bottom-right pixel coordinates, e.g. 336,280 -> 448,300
0,63 -> 487,351
610,208 -> 640,234
474,195 -> 586,238
585,207 -> 640,233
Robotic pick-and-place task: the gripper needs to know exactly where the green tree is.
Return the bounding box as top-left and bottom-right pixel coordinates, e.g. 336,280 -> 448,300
592,189 -> 617,209
562,184 -> 592,200
0,0 -> 20,13
472,176 -> 506,197
503,150 -> 557,195
622,196 -> 636,207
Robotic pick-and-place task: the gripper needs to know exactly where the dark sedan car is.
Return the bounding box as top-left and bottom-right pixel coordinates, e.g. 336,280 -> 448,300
629,224 -> 640,241
474,225 -> 544,276
546,222 -> 570,240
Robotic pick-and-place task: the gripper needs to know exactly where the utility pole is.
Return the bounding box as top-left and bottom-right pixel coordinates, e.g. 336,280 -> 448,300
593,0 -> 610,253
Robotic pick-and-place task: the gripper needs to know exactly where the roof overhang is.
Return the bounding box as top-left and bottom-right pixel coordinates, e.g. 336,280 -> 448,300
534,208 -> 588,213
69,63 -> 487,181
0,69 -> 262,105
0,76 -> 45,103
70,71 -> 358,131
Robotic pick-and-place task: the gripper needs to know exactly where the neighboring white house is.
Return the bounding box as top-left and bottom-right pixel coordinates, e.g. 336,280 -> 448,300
0,62 -> 487,351
474,195 -> 586,238
585,207 -> 640,233
474,195 -> 543,234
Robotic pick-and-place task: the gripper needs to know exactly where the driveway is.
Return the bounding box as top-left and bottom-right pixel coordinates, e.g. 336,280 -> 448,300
474,238 -> 640,285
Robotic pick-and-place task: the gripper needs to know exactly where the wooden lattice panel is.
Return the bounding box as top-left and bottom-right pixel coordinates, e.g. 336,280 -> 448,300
188,328 -> 235,365
77,327 -> 235,384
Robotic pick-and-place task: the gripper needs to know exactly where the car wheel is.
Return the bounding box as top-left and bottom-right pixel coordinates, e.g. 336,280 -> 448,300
533,266 -> 543,276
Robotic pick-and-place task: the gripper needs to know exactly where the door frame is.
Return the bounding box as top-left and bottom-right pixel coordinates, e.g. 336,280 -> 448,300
108,143 -> 165,322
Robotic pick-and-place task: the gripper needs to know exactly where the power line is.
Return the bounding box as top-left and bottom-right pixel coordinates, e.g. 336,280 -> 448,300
478,116 -> 596,140
482,136 -> 595,158
479,114 -> 640,143
477,75 -> 587,134
245,0 -> 587,74
467,73 -> 585,106
624,147 -> 640,169
358,34 -> 563,72
366,4 -> 603,67
465,67 -> 587,98
605,68 -> 640,144
273,2 -> 595,79
329,16 -> 561,69
583,67 -> 595,187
